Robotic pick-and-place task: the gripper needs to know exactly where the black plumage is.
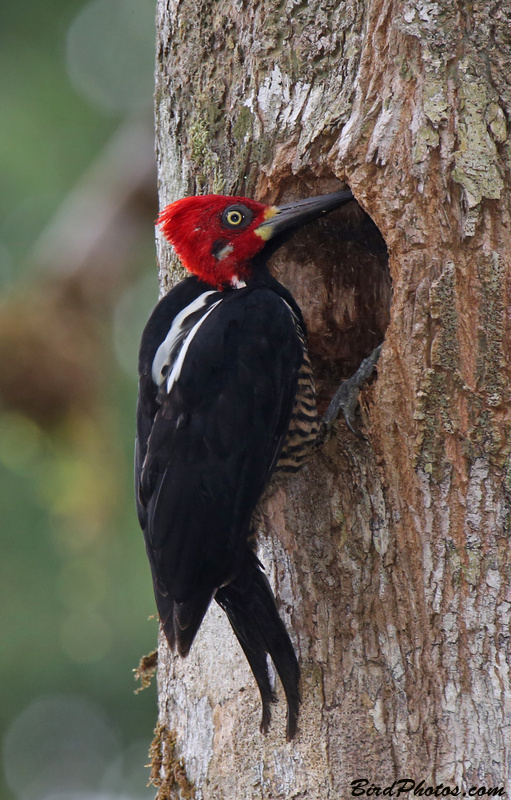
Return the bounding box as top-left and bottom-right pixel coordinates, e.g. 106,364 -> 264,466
136,271 -> 308,738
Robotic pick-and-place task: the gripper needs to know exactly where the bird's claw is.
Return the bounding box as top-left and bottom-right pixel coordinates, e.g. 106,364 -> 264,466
321,344 -> 383,440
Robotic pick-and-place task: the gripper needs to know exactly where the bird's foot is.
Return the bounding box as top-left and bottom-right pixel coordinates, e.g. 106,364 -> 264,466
320,344 -> 383,441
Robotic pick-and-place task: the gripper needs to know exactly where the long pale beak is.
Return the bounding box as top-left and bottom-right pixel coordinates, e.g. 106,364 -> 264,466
255,189 -> 354,241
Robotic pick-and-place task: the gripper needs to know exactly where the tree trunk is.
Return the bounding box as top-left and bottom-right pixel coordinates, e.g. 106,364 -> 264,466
151,1 -> 511,796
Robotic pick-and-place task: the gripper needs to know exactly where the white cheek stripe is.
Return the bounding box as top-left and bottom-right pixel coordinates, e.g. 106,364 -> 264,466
231,276 -> 247,289
151,291 -> 218,385
165,299 -> 223,392
216,244 -> 233,260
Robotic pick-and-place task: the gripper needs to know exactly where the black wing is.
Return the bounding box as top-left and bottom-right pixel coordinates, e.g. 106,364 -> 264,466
136,280 -> 303,652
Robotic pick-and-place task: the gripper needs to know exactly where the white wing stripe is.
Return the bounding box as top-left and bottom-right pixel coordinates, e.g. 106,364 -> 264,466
166,299 -> 224,392
151,291 -> 218,385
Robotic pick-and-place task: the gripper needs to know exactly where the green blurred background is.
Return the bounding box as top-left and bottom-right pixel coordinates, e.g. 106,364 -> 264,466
0,1 -> 162,798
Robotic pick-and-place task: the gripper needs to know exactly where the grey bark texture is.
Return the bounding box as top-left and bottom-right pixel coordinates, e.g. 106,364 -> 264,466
151,1 -> 511,797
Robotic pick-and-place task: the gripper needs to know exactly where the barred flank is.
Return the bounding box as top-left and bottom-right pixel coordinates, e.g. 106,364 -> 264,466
276,331 -> 320,475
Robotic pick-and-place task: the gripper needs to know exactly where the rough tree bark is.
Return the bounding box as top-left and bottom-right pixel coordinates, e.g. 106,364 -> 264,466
149,1 -> 511,797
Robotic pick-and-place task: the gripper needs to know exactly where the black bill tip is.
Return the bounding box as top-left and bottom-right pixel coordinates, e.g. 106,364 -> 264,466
255,189 -> 354,241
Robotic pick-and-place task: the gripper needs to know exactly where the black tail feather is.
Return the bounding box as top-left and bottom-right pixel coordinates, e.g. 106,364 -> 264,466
173,591 -> 214,656
154,590 -> 176,651
156,588 -> 213,657
215,551 -> 300,740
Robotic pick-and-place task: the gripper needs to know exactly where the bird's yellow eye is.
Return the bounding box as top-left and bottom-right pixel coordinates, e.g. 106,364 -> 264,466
227,210 -> 243,225
221,204 -> 254,230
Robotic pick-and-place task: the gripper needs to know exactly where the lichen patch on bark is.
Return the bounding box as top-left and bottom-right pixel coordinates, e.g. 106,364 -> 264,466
134,648 -> 158,693
148,722 -> 196,800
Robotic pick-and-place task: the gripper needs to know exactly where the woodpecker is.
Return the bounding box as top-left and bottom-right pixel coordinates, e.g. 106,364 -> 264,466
135,189 -> 378,740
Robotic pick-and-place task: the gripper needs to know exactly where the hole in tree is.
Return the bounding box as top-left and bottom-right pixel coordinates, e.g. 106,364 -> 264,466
267,175 -> 391,413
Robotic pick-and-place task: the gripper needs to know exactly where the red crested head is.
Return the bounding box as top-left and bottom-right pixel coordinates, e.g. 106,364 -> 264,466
157,189 -> 354,290
157,195 -> 277,289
